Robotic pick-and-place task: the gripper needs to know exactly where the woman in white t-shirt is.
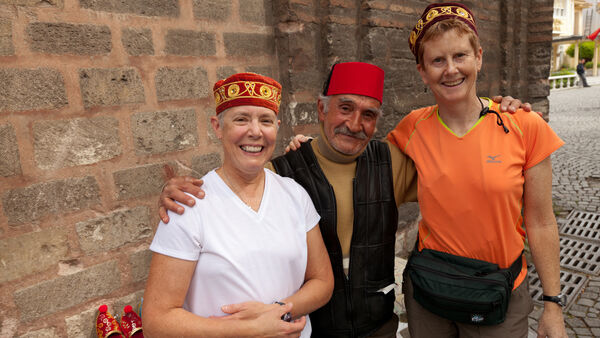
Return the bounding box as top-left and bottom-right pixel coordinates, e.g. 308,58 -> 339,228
142,73 -> 333,338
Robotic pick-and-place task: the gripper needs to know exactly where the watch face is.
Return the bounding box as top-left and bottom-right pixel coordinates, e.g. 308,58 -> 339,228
558,294 -> 567,306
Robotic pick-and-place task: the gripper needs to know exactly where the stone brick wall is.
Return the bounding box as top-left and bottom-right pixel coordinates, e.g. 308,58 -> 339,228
0,0 -> 553,336
0,0 -> 276,336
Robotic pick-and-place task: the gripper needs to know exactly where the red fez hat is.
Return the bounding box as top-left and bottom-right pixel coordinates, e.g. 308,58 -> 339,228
322,62 -> 384,104
213,72 -> 282,115
409,2 -> 478,63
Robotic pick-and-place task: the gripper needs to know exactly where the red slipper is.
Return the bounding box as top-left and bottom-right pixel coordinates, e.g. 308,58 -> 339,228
96,305 -> 124,338
120,305 -> 143,338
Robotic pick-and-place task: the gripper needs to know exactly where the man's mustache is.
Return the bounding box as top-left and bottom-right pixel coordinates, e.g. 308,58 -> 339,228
334,126 -> 367,140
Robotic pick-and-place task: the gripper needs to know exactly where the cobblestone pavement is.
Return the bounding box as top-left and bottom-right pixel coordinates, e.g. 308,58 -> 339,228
394,84 -> 600,337
526,85 -> 600,337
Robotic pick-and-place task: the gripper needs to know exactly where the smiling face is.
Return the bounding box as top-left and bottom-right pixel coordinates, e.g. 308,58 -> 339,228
211,105 -> 279,176
417,28 -> 482,105
318,94 -> 380,155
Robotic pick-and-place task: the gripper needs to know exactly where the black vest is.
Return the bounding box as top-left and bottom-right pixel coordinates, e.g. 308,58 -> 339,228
272,139 -> 398,337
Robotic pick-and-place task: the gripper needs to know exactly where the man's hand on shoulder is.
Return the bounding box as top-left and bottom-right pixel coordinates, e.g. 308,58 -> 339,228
492,95 -> 540,116
159,176 -> 205,223
285,135 -> 311,153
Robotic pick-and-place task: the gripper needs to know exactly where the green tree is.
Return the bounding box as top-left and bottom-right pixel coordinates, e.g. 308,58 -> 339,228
565,41 -> 595,60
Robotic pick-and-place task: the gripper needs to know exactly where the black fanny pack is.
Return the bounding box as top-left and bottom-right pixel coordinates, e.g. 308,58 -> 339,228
407,245 -> 523,326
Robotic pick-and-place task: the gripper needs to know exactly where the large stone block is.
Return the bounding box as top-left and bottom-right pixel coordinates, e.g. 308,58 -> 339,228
240,0 -> 271,25
27,22 -> 111,55
121,27 -> 154,56
14,260 -> 121,322
286,102 -> 318,126
132,109 -> 198,155
0,0 -> 62,6
130,249 -> 152,282
0,227 -> 68,284
191,152 -> 222,178
245,65 -> 275,78
529,82 -> 550,98
155,67 -> 209,102
80,0 -> 179,16
192,0 -> 231,21
223,33 -> 274,56
76,207 -> 151,254
79,68 -> 145,108
113,163 -> 167,200
33,117 -> 121,170
18,328 -> 58,338
217,66 -> 236,80
0,68 -> 67,113
0,124 -> 21,177
164,30 -> 216,56
0,18 -> 14,55
2,176 -> 101,225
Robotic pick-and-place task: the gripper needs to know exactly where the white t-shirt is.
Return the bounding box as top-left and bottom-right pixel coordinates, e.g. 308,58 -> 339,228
150,169 -> 320,337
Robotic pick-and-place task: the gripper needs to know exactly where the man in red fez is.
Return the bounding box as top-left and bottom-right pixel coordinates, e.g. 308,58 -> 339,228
157,63 -> 530,337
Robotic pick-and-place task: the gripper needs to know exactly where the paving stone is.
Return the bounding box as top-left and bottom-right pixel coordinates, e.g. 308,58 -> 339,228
578,298 -> 596,307
570,307 -> 588,318
565,317 -> 586,328
584,317 -> 600,327
573,327 -> 592,335
592,328 -> 600,337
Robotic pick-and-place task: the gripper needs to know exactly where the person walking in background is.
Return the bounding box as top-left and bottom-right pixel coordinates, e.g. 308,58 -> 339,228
577,58 -> 591,88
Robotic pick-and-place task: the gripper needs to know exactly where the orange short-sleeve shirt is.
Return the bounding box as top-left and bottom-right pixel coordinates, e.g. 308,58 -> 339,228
387,102 -> 564,288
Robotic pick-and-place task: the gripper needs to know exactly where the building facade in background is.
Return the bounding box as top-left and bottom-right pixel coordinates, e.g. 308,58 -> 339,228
0,1 -> 553,336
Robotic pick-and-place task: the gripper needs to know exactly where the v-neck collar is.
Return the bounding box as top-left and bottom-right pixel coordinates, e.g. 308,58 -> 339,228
435,97 -> 492,138
212,169 -> 270,220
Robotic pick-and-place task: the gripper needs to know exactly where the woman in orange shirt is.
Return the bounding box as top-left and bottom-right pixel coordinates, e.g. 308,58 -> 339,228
387,3 -> 567,338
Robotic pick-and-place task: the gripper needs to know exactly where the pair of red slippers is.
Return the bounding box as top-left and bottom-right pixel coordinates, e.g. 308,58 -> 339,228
96,304 -> 143,338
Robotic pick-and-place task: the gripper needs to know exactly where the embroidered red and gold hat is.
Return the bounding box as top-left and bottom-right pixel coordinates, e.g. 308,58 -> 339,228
409,2 -> 478,63
322,62 -> 384,104
213,72 -> 282,115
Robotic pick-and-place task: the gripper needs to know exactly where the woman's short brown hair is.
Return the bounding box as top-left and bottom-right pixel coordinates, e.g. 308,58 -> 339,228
417,18 -> 481,67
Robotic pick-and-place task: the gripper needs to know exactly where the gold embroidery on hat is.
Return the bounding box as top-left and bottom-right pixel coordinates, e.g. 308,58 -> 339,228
214,80 -> 281,108
228,84 -> 240,97
409,5 -> 476,56
260,85 -> 272,98
440,6 -> 452,14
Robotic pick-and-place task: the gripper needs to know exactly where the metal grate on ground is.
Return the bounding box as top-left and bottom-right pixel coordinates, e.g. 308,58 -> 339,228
559,210 -> 600,242
528,266 -> 587,311
558,237 -> 600,275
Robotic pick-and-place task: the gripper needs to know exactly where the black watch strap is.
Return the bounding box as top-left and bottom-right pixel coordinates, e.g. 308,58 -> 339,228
542,294 -> 567,307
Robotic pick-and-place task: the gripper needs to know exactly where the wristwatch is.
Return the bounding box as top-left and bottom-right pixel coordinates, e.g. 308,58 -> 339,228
274,301 -> 293,322
542,294 -> 567,307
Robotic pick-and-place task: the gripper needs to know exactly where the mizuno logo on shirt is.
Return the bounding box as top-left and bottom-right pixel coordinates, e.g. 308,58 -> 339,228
486,155 -> 501,163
